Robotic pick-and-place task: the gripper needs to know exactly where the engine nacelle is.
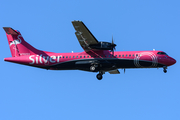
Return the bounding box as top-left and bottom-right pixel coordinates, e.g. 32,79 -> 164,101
89,42 -> 116,50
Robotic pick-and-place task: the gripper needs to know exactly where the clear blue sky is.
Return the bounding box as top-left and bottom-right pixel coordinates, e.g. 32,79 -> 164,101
0,0 -> 179,120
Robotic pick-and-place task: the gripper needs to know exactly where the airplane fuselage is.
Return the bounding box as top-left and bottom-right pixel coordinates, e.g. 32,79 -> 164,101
4,50 -> 176,72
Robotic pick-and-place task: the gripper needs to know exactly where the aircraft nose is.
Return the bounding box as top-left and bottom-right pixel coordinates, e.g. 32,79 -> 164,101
166,57 -> 176,66
170,57 -> 176,65
158,56 -> 176,66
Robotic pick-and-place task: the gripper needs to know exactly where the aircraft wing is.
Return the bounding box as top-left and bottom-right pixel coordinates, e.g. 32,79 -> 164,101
72,21 -> 99,52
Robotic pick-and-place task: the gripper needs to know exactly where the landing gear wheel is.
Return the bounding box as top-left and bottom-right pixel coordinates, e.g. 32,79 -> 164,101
96,74 -> 103,80
90,66 -> 96,71
163,69 -> 167,73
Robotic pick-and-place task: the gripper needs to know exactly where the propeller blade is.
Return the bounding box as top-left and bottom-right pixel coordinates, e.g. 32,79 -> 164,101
111,35 -> 116,56
111,36 -> 116,47
112,36 -> 114,45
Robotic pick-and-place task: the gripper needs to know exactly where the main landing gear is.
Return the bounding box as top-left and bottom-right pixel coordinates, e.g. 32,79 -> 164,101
163,66 -> 167,73
90,66 -> 96,71
96,71 -> 104,80
89,64 -> 104,80
90,63 -> 99,72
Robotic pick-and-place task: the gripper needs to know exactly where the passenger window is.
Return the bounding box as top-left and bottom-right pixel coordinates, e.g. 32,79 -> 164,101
122,55 -> 124,57
63,56 -> 64,58
129,54 -> 131,57
133,54 -> 134,57
136,54 -> 138,57
126,55 -> 128,57
76,56 -> 78,58
73,56 -> 75,58
69,56 -> 71,58
84,56 -> 86,58
57,56 -> 61,59
87,56 -> 89,58
80,56 -> 82,58
66,56 -> 68,58
119,55 -> 121,57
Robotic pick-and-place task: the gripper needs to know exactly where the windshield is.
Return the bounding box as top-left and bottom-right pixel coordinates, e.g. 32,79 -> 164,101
157,52 -> 168,56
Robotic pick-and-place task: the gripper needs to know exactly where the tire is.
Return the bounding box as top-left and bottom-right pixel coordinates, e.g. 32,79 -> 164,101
96,74 -> 103,80
163,69 -> 167,73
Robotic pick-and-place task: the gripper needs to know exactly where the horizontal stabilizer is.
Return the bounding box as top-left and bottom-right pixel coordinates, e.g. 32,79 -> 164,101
108,70 -> 120,74
3,27 -> 19,35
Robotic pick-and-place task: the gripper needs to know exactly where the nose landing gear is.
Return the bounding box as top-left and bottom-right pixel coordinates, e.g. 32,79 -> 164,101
163,66 -> 167,73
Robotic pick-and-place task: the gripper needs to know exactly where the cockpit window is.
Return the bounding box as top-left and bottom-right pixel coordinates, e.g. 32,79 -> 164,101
157,52 -> 168,55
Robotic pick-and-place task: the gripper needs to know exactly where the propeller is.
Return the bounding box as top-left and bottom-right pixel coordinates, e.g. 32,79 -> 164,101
111,36 -> 117,56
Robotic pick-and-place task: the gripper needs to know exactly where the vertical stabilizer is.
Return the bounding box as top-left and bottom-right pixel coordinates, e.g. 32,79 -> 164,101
3,27 -> 43,57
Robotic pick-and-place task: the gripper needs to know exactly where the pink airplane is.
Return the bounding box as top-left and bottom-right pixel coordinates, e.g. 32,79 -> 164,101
3,21 -> 176,80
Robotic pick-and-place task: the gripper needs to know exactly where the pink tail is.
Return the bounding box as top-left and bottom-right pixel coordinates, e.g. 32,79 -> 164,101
3,27 -> 43,57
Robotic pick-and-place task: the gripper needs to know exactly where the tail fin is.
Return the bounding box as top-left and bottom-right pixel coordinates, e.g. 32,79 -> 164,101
3,27 -> 43,57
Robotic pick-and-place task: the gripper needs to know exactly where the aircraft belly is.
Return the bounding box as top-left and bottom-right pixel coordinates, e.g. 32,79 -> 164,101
47,58 -> 166,71
48,61 -> 77,70
115,59 -> 135,68
115,59 -> 165,68
106,58 -> 165,69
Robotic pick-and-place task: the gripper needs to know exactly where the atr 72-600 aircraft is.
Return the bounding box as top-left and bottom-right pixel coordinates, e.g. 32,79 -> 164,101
3,21 -> 176,80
